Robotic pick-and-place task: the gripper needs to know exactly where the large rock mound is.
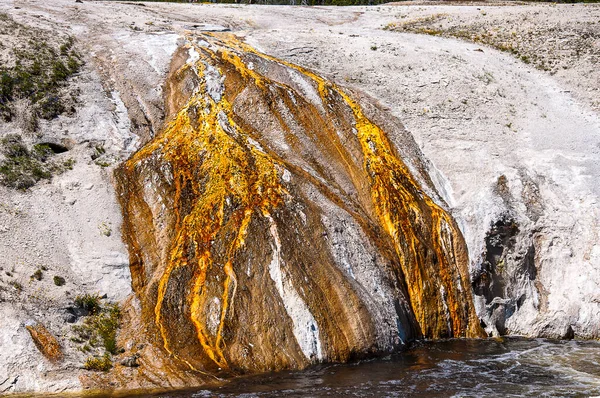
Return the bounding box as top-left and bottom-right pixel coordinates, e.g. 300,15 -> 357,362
114,33 -> 483,384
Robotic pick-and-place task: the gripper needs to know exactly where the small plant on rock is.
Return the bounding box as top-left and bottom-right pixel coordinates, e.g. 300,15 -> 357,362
9,280 -> 23,292
98,222 -> 112,237
83,353 -> 112,371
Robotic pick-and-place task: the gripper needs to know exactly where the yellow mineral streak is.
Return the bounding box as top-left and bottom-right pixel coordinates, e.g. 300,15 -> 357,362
211,33 -> 479,338
125,42 -> 288,370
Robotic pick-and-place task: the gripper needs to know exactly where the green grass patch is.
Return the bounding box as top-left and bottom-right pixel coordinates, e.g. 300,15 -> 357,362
0,134 -> 75,189
73,296 -> 122,370
0,14 -> 82,127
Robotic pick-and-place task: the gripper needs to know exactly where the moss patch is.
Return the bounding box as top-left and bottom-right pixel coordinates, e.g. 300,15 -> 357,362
83,353 -> 112,372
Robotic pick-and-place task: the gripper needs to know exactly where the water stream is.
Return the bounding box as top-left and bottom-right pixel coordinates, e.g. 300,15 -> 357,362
120,338 -> 600,397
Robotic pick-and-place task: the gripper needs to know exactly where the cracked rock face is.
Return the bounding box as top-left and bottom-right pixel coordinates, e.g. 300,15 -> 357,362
113,33 -> 482,382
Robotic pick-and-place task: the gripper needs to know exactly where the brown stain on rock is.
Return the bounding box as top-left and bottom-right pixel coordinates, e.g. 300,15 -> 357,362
114,33 -> 483,386
26,323 -> 63,363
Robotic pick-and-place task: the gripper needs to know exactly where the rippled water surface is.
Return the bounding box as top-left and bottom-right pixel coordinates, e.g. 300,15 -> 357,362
125,338 -> 600,397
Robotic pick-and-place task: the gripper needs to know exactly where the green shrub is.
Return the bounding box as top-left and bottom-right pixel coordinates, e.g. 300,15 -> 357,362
61,158 -> 76,171
72,300 -> 122,370
67,56 -> 81,74
74,293 -> 102,315
91,145 -> 105,160
31,144 -> 54,162
9,280 -> 23,292
94,304 -> 121,354
31,269 -> 43,281
53,275 -> 66,286
51,60 -> 70,85
60,37 -> 74,56
0,72 -> 14,121
37,95 -> 66,120
95,160 -> 111,168
0,154 -> 52,189
1,134 -> 29,157
30,60 -> 42,76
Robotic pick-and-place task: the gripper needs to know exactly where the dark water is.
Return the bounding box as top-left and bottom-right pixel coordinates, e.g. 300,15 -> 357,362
124,338 -> 600,398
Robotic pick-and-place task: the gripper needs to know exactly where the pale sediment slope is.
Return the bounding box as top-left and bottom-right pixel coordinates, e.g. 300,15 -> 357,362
0,0 -> 179,393
0,0 -> 598,394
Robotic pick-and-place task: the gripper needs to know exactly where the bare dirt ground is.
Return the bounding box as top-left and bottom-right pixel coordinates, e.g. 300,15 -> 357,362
0,0 -> 599,394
